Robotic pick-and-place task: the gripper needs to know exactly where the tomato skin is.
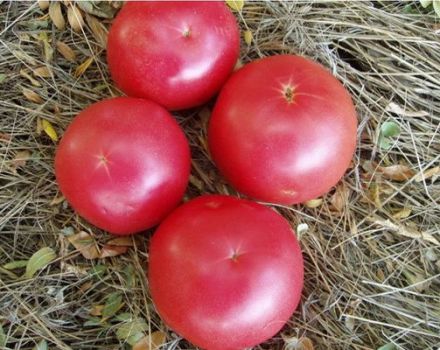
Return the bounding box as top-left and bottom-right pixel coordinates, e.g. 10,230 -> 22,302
54,97 -> 190,235
107,1 -> 240,111
149,195 -> 303,350
208,55 -> 358,204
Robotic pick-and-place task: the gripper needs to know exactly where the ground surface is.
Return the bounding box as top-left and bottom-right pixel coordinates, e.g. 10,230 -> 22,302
0,1 -> 439,350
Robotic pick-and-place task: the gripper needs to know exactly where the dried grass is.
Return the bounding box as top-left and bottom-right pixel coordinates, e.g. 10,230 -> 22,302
0,1 -> 439,350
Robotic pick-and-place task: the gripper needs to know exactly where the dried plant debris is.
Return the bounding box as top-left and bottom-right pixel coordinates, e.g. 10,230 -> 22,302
0,1 -> 439,350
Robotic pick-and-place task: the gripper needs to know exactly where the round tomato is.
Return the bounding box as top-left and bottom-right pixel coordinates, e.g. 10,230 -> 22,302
149,195 -> 303,350
55,97 -> 190,235
107,1 -> 240,111
208,55 -> 358,205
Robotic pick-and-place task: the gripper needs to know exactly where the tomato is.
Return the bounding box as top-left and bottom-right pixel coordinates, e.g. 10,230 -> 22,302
107,1 -> 240,111
208,55 -> 358,205
149,195 -> 303,350
55,97 -> 190,235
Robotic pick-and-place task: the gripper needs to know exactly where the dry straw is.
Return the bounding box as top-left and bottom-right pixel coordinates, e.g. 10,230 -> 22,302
0,1 -> 439,350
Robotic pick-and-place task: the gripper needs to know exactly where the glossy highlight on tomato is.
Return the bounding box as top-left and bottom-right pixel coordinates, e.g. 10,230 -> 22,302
55,97 -> 190,235
107,1 -> 240,110
209,55 -> 358,205
149,195 -> 304,350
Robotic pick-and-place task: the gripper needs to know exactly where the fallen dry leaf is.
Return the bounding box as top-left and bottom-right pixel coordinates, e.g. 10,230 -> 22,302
56,41 -> 76,62
50,195 -> 65,206
284,336 -> 315,350
414,166 -> 440,182
79,281 -> 93,294
74,57 -> 94,78
11,150 -> 31,172
86,14 -> 108,47
378,164 -> 415,182
392,207 -> 412,220
67,231 -> 99,259
49,1 -> 66,30
22,88 -> 43,103
90,304 -> 104,316
0,132 -> 12,142
33,66 -> 52,78
38,0 -> 50,10
330,184 -> 350,213
369,217 -> 439,245
133,331 -> 167,350
20,69 -> 41,87
67,5 -> 85,32
304,198 -> 323,208
106,236 -> 134,247
99,245 -> 128,258
386,102 -> 429,117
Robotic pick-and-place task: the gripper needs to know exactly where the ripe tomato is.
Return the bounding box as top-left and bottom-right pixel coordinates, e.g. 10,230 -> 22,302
55,97 -> 190,235
209,55 -> 358,204
149,195 -> 303,350
107,1 -> 240,111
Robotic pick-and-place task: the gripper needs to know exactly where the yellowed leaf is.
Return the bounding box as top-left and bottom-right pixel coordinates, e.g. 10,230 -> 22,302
244,30 -> 253,45
36,117 -> 43,135
86,14 -> 108,47
38,0 -> 50,10
50,195 -> 65,206
392,208 -> 412,220
13,50 -> 37,65
133,331 -> 167,350
33,66 -> 52,78
304,198 -> 323,208
11,150 -> 31,172
67,5 -> 85,32
378,164 -> 415,182
56,41 -> 76,62
49,1 -> 66,30
38,32 -> 54,62
106,236 -> 134,247
41,119 -> 58,142
90,304 -> 104,316
226,0 -> 244,11
20,69 -> 41,87
22,88 -> 43,103
234,59 -> 243,71
74,56 -> 94,78
414,166 -> 440,182
99,245 -> 128,258
67,231 -> 99,259
330,184 -> 350,212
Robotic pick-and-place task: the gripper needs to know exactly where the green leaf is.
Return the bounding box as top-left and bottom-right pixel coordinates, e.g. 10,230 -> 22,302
24,247 -> 56,279
378,134 -> 392,150
381,121 -> 400,137
102,292 -> 123,320
123,264 -> 136,289
84,317 -> 102,327
377,343 -> 397,350
0,73 -> 7,84
60,226 -> 74,236
226,0 -> 244,11
116,318 -> 148,342
33,339 -> 48,350
3,260 -> 28,270
0,324 -> 6,348
114,313 -> 133,322
420,0 -> 433,8
89,264 -> 107,278
433,0 -> 440,16
127,332 -> 145,346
